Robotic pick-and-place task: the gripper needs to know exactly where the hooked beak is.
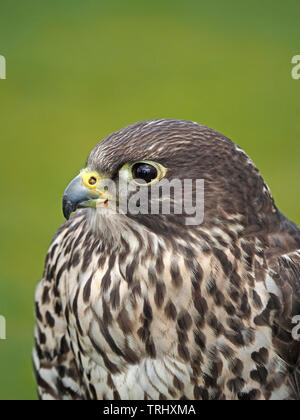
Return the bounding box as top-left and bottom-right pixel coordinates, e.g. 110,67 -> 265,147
62,171 -> 110,220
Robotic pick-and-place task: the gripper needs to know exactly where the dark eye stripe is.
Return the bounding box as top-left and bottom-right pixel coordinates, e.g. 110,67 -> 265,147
132,163 -> 158,184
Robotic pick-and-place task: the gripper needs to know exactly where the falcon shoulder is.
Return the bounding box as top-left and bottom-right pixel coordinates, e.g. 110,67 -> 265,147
267,214 -> 300,399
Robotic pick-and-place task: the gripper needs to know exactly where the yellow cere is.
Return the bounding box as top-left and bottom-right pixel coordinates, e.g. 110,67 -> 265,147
81,168 -> 101,189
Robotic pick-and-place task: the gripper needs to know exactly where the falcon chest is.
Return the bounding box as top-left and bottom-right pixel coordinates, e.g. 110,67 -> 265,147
59,217 -> 290,399
61,219 -> 201,398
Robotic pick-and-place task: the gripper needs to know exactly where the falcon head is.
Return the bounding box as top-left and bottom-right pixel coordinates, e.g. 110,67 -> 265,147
62,119 -> 277,238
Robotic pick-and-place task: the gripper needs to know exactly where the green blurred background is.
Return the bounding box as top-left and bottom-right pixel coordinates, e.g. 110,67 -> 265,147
0,0 -> 299,400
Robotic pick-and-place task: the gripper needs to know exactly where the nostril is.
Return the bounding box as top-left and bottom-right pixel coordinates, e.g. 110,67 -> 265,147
88,176 -> 97,186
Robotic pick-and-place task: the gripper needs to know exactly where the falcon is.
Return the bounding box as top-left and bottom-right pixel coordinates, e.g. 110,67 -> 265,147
33,119 -> 300,400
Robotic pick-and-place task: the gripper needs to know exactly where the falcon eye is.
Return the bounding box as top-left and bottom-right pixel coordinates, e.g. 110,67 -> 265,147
120,160 -> 167,185
88,176 -> 97,186
132,162 -> 158,184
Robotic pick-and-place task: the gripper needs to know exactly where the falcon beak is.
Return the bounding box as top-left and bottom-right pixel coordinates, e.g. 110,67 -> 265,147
62,170 -> 111,220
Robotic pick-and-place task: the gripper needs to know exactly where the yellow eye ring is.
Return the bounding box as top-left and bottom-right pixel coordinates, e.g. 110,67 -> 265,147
81,169 -> 100,189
